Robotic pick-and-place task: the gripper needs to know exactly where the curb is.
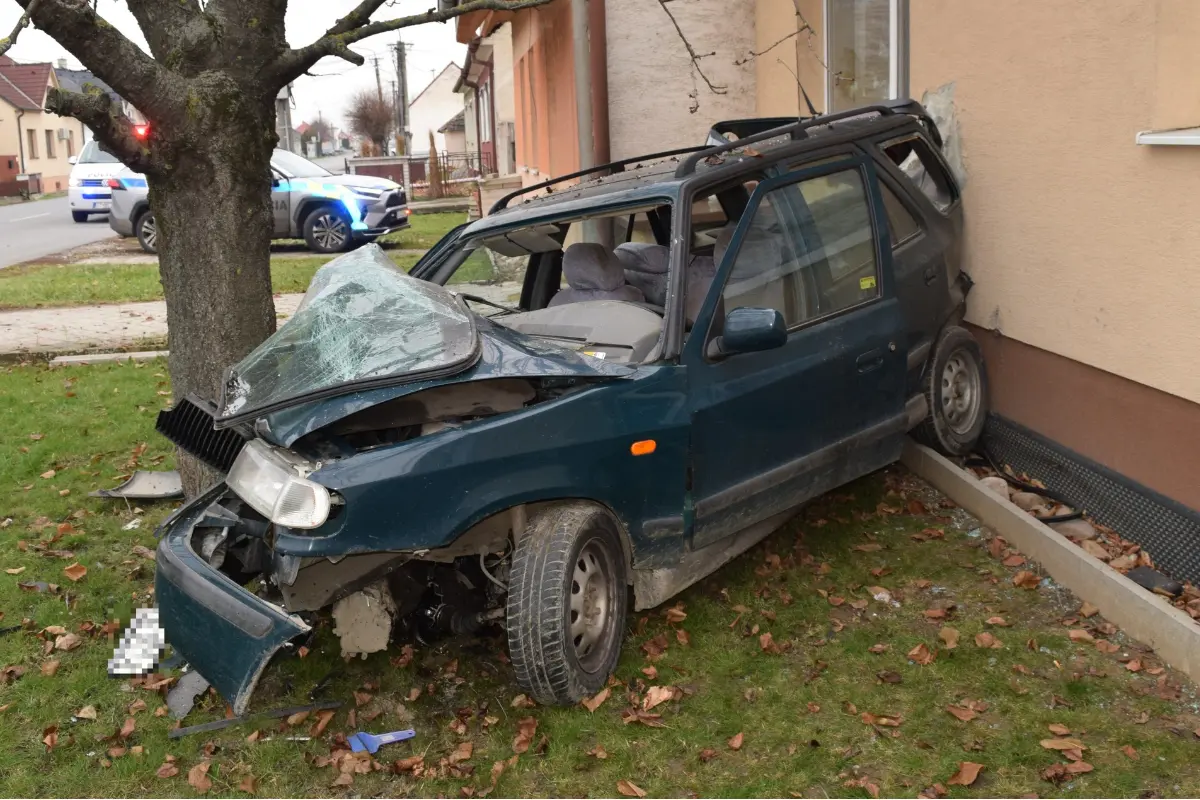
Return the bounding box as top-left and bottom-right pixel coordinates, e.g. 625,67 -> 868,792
902,439 -> 1200,685
51,350 -> 168,365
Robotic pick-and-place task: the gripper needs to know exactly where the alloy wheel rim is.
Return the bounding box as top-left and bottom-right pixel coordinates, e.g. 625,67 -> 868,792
941,350 -> 981,435
313,213 -> 347,250
142,217 -> 157,250
569,538 -> 615,672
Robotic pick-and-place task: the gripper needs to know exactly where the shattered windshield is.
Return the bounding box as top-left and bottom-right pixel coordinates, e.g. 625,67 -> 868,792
217,246 -> 479,423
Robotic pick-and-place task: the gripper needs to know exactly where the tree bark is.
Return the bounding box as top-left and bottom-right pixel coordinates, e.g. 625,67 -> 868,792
151,76 -> 278,496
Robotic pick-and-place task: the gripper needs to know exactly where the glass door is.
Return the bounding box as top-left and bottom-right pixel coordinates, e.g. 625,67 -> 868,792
826,0 -> 907,112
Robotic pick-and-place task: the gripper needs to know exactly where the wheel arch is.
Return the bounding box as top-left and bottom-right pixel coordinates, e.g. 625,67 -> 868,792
293,197 -> 339,232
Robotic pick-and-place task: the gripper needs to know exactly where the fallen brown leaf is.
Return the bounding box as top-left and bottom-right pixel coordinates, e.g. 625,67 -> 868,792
947,762 -> 984,786
1012,571 -> 1041,589
908,643 -> 935,665
1002,555 -> 1027,567
394,755 -> 424,772
665,605 -> 687,624
4,567 -> 25,575
588,744 -> 609,759
40,660 -> 60,676
643,685 -> 676,711
868,643 -> 889,654
511,693 -> 536,709
76,705 -> 97,720
860,712 -> 902,727
310,709 -> 335,737
974,632 -> 1003,649
1040,737 -> 1087,751
1121,744 -> 1138,759
641,665 -> 658,680
1047,723 -> 1070,735
1095,639 -> 1120,654
448,741 -> 474,764
238,776 -> 257,793
42,724 -> 58,751
727,732 -> 744,750
1126,659 -> 1143,673
924,608 -> 947,620
156,762 -> 179,778
985,616 -> 1010,627
806,702 -> 820,713
853,543 -> 882,552
582,687 -> 610,713
946,705 -> 977,722
617,779 -> 647,797
1079,602 -> 1099,618
63,563 -> 87,582
188,761 -> 212,793
512,717 -> 538,754
939,627 -> 960,649
117,716 -> 136,740
698,747 -> 718,762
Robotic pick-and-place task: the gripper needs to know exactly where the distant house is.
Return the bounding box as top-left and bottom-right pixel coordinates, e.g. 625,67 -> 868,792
53,60 -> 144,148
454,21 -> 516,176
438,110 -> 467,153
408,63 -> 462,154
0,56 -> 84,190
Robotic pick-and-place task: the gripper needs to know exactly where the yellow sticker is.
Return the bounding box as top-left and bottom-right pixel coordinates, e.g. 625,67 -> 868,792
859,276 -> 877,291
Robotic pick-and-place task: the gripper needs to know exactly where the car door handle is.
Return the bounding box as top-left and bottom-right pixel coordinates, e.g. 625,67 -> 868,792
856,349 -> 884,373
923,265 -> 939,285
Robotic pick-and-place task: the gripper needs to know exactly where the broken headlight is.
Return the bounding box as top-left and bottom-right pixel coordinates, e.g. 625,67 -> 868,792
226,439 -> 331,530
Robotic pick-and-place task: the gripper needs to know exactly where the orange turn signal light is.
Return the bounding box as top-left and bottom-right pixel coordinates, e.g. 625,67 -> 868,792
630,439 -> 657,456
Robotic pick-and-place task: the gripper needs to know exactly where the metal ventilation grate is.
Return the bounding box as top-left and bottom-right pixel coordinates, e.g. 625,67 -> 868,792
983,414 -> 1200,586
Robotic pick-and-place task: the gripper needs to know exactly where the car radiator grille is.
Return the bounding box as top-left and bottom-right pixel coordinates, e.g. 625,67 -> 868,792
156,395 -> 250,473
385,190 -> 405,208
79,178 -> 106,187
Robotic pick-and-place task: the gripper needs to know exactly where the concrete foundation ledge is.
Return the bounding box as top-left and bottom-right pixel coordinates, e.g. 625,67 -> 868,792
901,438 -> 1200,685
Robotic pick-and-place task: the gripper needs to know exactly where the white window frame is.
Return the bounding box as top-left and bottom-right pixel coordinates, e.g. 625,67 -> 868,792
823,0 -> 909,112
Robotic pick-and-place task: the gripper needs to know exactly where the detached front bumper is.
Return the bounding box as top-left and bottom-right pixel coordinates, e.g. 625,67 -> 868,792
153,485 -> 310,715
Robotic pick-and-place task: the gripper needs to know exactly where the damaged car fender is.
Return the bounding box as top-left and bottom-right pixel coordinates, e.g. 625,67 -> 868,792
273,363 -> 692,566
153,484 -> 311,716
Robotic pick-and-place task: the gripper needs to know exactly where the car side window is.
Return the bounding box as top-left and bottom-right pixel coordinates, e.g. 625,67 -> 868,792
879,182 -> 921,247
881,135 -> 956,213
721,168 -> 879,329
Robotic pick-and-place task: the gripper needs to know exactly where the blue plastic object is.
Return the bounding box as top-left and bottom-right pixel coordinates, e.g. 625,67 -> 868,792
348,728 -> 416,754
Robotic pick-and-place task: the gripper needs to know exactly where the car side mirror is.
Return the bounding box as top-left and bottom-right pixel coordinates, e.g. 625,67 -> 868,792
67,156 -> 78,165
707,306 -> 787,358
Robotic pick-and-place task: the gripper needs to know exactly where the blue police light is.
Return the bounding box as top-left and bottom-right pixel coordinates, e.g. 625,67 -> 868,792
275,179 -> 370,231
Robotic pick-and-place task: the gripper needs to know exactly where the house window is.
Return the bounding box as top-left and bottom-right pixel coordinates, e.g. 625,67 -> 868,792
479,79 -> 493,144
826,0 -> 908,112
66,131 -> 75,158
27,129 -> 38,159
45,130 -> 56,159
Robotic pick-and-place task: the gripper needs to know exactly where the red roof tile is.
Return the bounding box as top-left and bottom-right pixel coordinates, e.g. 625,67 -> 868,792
0,59 -> 51,110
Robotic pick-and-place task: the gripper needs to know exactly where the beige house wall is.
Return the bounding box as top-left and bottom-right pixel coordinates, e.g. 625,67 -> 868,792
756,0 -> 825,116
0,105 -> 78,192
909,0 -> 1200,407
753,0 -> 1200,407
605,0 -> 757,160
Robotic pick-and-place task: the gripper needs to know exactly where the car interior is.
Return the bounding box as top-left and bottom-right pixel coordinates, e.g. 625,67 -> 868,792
433,176 -> 770,364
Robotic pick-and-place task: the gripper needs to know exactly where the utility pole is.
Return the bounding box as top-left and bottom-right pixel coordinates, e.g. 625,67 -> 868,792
393,38 -> 411,157
373,56 -> 383,102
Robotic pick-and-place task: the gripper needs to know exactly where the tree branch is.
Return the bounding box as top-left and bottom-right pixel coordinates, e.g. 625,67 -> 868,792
125,0 -> 205,61
14,0 -> 173,116
733,24 -> 812,66
45,86 -> 155,173
272,0 -> 554,85
654,0 -> 726,96
0,0 -> 40,58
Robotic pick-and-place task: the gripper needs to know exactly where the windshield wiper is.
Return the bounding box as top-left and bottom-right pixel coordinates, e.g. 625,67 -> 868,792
459,293 -> 519,315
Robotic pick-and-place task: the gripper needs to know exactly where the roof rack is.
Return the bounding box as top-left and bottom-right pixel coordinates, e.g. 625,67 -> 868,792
489,144 -> 709,214
679,99 -> 940,178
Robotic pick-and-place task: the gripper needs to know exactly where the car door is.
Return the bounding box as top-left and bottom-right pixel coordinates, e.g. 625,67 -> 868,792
872,132 -> 963,375
684,156 -> 909,549
270,168 -> 292,237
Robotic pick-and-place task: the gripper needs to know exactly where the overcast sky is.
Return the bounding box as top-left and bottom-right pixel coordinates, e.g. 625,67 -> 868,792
0,0 -> 465,132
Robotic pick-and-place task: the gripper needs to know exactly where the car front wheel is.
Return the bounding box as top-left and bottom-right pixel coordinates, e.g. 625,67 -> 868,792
302,206 -> 352,254
506,502 -> 628,705
72,211 -> 89,223
914,325 -> 988,456
135,212 -> 158,254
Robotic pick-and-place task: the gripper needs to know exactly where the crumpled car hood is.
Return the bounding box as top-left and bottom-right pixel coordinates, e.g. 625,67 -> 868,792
260,316 -> 634,447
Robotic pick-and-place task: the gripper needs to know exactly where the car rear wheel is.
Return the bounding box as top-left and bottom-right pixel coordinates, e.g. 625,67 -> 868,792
914,325 -> 988,456
302,206 -> 352,254
72,211 -> 89,223
135,212 -> 157,254
506,502 -> 628,705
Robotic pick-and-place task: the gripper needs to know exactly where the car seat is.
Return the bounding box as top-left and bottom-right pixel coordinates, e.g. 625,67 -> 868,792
614,242 -> 669,306
549,243 -> 645,307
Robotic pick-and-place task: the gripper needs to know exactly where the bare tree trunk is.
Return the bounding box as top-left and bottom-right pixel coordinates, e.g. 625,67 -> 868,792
151,84 -> 278,496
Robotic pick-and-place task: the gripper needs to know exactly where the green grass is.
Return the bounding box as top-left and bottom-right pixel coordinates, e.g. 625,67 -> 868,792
379,211 -> 467,250
2,361 -> 1198,797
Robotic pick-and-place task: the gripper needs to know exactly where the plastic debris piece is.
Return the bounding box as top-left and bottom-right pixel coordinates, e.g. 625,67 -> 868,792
347,728 -> 416,754
168,701 -> 342,739
91,471 -> 183,500
166,670 -> 211,720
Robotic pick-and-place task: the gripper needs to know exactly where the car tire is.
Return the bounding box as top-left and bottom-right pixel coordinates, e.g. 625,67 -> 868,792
302,205 -> 352,254
72,211 -> 89,223
914,325 -> 989,456
135,211 -> 158,254
506,502 -> 628,706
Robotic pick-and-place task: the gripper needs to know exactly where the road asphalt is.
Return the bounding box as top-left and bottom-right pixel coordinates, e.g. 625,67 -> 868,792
0,196 -> 117,270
